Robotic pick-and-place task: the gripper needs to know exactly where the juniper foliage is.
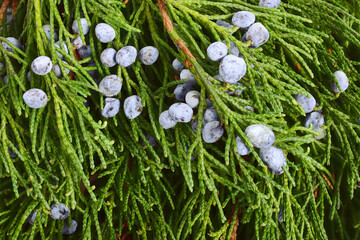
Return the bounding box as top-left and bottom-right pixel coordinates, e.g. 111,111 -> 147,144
1,0 -> 360,239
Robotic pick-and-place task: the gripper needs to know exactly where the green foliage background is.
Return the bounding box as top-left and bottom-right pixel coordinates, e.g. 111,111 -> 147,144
1,0 -> 360,239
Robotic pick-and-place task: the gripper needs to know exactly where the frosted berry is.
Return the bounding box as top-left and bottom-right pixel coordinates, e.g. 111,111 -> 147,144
26,71 -> 31,82
55,41 -> 69,59
180,69 -> 196,85
245,124 -> 275,148
87,62 -> 99,80
77,45 -> 92,59
139,46 -> 159,65
219,55 -> 247,83
31,56 -> 52,75
124,95 -> 143,119
168,103 -> 193,123
101,98 -> 120,118
50,203 -> 70,220
259,0 -> 281,8
207,42 -> 228,61
214,75 -> 224,82
72,18 -> 89,35
202,121 -> 224,143
62,219 -> 78,235
95,23 -> 116,43
27,210 -> 43,225
331,70 -> 349,93
3,76 -> 7,84
278,208 -> 284,223
52,61 -> 70,78
313,127 -> 326,140
191,119 -> 202,132
172,58 -> 184,71
294,93 -> 316,113
232,11 -> 256,30
99,75 -> 122,97
27,211 -> 37,225
203,107 -> 219,124
8,146 -> 18,158
146,134 -> 157,147
226,82 -> 244,96
243,23 -> 270,48
244,106 -> 255,112
141,134 -> 157,147
223,40 -> 240,57
5,8 -> 12,23
43,25 -> 59,42
116,46 -> 137,67
259,146 -> 286,175
174,83 -> 193,102
304,112 -> 324,130
100,48 -> 117,67
23,89 -> 48,109
229,41 -> 240,56
72,36 -> 83,49
83,98 -> 90,108
206,98 -> 213,108
216,20 -> 233,29
159,110 -> 177,129
185,90 -> 201,108
235,136 -> 251,155
2,37 -> 22,53
187,147 -> 197,161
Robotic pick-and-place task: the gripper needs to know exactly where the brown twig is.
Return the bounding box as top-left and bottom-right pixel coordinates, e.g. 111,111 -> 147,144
156,1 -> 241,235
123,0 -> 129,4
314,187 -> 319,199
73,48 -> 82,60
116,233 -> 121,240
228,159 -> 247,239
120,219 -> 132,240
69,48 -> 82,80
229,199 -> 241,240
174,74 -> 179,81
157,0 -> 195,68
11,0 -> 18,16
327,48 -> 332,55
0,0 -> 11,24
322,173 -> 334,190
157,0 -> 174,34
314,173 -> 335,199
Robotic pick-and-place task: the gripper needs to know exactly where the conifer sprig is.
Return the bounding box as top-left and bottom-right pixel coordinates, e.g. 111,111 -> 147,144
0,0 -> 360,239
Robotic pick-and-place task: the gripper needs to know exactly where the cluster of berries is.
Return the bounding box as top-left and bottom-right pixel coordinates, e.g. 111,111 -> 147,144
97,38 -> 158,119
198,2 -> 285,173
165,14 -> 267,142
158,4 -> 280,153
162,61 -> 227,143
204,11 -> 270,111
191,102 -> 226,143
297,70 -> 349,139
27,203 -> 77,235
159,61 -> 195,129
6,18 -> 161,122
98,74 -> 143,119
241,124 -> 286,175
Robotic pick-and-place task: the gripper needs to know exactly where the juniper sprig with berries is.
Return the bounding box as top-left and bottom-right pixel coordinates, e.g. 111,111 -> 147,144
1,0 -> 360,239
